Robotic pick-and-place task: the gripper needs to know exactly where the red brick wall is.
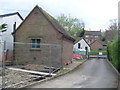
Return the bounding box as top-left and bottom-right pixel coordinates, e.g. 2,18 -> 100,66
90,41 -> 103,50
84,35 -> 101,44
6,51 -> 13,62
62,38 -> 73,65
14,7 -> 74,66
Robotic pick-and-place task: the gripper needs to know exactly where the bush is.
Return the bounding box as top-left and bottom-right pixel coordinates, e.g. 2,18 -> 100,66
107,37 -> 120,71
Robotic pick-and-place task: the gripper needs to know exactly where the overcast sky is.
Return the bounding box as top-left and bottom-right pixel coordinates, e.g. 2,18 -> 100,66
0,0 -> 119,31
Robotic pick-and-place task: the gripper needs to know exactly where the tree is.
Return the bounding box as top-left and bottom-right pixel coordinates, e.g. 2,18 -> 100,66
57,14 -> 85,39
109,19 -> 117,30
106,19 -> 118,42
0,24 -> 7,32
101,31 -> 106,41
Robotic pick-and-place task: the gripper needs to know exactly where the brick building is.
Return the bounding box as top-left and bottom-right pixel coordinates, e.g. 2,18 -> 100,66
83,30 -> 106,50
13,5 -> 75,66
90,40 -> 104,50
83,31 -> 102,44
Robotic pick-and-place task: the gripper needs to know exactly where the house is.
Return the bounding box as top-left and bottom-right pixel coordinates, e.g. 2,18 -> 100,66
13,5 -> 75,67
74,38 -> 90,52
0,12 -> 23,62
90,40 -> 105,50
83,30 -> 102,44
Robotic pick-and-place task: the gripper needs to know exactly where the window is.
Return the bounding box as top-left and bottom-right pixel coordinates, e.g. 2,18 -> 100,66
85,47 -> 88,50
78,43 -> 81,49
85,35 -> 89,38
31,39 -> 41,49
95,36 -> 99,38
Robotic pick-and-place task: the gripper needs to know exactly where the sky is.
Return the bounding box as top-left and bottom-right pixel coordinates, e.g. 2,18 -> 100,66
0,0 -> 119,31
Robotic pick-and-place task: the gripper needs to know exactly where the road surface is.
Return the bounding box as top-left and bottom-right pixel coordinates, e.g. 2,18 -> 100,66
27,59 -> 119,88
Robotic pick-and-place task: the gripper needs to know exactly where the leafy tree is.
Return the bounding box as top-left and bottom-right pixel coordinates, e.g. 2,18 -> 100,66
57,14 -> 85,39
0,24 -> 7,32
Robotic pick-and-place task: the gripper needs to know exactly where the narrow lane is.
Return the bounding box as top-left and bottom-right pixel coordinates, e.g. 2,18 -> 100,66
28,59 -> 118,88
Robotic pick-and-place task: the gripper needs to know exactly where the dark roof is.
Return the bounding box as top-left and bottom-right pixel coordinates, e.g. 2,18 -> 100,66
90,40 -> 105,45
13,5 -> 75,42
0,12 -> 23,20
84,31 -> 101,36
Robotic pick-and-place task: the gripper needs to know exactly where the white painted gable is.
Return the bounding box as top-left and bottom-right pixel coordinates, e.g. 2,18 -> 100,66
74,38 -> 90,52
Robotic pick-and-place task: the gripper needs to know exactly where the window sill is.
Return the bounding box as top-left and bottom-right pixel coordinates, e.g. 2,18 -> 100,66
30,48 -> 41,51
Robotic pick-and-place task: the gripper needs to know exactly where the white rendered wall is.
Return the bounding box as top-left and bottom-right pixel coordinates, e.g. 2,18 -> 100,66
74,39 -> 90,52
0,15 -> 22,51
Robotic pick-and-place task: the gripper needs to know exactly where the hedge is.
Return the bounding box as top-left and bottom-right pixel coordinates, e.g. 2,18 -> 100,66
89,50 -> 107,55
107,37 -> 120,71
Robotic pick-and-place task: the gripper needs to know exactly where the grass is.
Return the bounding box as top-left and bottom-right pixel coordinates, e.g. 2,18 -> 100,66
73,59 -> 86,62
57,68 -> 70,75
89,50 -> 107,55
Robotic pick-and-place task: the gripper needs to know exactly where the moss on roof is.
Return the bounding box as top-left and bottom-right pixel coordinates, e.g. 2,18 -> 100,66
38,6 -> 75,42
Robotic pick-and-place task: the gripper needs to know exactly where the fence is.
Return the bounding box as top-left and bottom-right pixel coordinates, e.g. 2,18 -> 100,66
0,41 -> 3,89
0,41 -> 62,88
73,49 -> 88,59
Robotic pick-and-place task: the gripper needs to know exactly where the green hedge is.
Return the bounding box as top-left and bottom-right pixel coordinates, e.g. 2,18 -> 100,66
89,50 -> 107,55
107,37 -> 120,71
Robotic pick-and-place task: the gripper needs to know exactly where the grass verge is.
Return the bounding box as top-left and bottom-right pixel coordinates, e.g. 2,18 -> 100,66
57,68 -> 70,75
89,50 -> 107,55
73,59 -> 86,62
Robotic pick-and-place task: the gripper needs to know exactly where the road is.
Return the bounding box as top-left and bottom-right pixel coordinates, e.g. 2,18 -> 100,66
27,59 -> 119,88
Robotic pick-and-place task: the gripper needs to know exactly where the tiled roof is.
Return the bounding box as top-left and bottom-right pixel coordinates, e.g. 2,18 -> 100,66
84,31 -> 101,36
90,40 -> 106,45
13,5 -> 75,42
37,6 -> 75,41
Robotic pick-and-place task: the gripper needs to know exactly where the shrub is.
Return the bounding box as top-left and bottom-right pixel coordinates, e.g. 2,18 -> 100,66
107,37 -> 120,71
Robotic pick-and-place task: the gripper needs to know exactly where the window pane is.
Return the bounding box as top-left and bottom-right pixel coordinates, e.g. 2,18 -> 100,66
32,39 -> 36,43
32,44 -> 36,48
37,39 -> 40,43
37,39 -> 40,48
37,44 -> 40,48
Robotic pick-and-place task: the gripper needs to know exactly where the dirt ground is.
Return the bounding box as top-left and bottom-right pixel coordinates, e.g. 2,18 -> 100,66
1,61 -> 84,88
3,64 -> 51,88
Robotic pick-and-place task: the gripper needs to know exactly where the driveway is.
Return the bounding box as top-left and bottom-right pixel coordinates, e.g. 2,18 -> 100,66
27,59 -> 118,88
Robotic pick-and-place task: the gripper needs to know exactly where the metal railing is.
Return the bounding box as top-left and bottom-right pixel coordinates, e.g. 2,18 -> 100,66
0,41 -> 62,88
